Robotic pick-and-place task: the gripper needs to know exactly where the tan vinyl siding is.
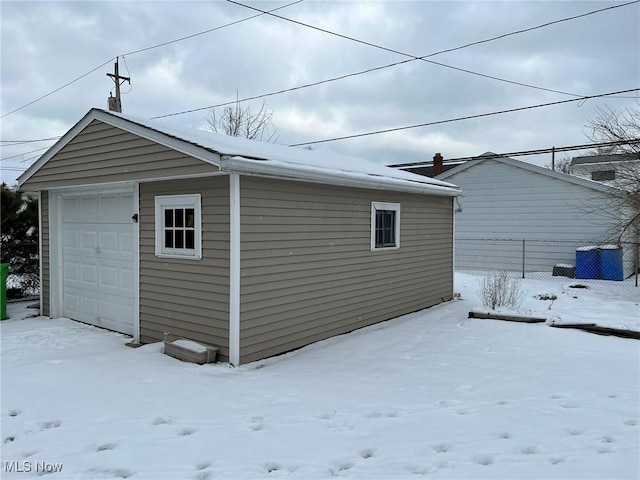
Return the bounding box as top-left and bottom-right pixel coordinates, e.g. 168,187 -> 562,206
239,177 -> 453,364
41,192 -> 50,316
22,120 -> 219,189
139,177 -> 230,361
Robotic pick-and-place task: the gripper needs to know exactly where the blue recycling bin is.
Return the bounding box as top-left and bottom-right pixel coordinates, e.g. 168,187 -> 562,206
600,246 -> 623,281
575,247 -> 600,280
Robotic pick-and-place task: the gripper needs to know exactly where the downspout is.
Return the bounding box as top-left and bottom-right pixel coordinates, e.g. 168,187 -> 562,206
229,173 -> 241,366
37,191 -> 43,316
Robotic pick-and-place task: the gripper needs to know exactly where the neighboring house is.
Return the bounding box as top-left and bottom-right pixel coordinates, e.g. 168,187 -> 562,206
429,153 -> 634,277
570,153 -> 640,184
17,108 -> 461,366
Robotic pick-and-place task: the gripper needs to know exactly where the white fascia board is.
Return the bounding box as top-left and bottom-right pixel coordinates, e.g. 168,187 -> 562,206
221,157 -> 461,197
18,108 -> 221,189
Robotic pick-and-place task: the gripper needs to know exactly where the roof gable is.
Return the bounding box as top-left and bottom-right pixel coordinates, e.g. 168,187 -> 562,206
19,109 -> 461,196
436,153 -> 615,194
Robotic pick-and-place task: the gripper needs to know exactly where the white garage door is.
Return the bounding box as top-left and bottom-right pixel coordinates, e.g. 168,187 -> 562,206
61,191 -> 135,335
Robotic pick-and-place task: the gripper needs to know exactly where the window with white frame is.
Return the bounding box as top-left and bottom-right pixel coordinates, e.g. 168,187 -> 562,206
155,194 -> 202,259
371,202 -> 400,251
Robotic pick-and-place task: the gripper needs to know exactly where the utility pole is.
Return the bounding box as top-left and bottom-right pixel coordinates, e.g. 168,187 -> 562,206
107,57 -> 130,113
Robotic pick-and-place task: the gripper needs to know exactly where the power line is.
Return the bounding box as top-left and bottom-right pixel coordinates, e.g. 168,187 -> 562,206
122,0 -> 303,57
0,147 -> 50,162
227,0 -> 639,98
390,139 -> 640,168
1,137 -> 61,145
0,59 -> 114,119
154,0 -> 638,119
0,0 -> 304,119
289,88 -> 640,146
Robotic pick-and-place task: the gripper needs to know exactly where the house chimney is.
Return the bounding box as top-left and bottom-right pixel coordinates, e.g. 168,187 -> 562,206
433,152 -> 444,176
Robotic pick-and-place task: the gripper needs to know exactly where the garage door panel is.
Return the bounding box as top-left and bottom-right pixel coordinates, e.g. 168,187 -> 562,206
81,263 -> 99,287
61,191 -> 135,336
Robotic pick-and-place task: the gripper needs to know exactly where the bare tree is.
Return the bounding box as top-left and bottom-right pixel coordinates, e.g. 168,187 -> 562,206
581,101 -> 640,244
585,101 -> 640,155
545,155 -> 573,174
206,99 -> 278,143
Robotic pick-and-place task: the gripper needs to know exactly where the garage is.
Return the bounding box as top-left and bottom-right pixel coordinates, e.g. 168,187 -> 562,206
60,190 -> 135,335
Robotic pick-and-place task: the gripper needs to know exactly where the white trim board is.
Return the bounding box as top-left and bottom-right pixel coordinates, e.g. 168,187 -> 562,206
229,173 -> 241,366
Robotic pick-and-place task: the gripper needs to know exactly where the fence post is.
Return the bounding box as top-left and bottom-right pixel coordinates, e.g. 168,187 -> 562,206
522,239 -> 526,279
633,234 -> 640,287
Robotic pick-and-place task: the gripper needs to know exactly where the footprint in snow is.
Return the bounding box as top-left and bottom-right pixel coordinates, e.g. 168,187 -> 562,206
474,454 -> 494,466
624,419 -> 637,426
8,409 -> 21,417
194,472 -> 213,480
4,436 -> 15,444
607,393 -> 619,399
432,443 -> 451,453
520,445 -> 539,455
85,468 -> 135,479
498,431 -> 512,439
601,435 -> 615,443
549,393 -> 567,399
196,462 -> 211,471
329,461 -> 353,476
549,456 -> 565,465
152,417 -> 173,426
96,442 -> 117,452
359,448 -> 375,459
567,428 -> 584,436
180,428 -> 197,436
39,420 -> 61,430
265,462 -> 281,473
250,416 -> 265,431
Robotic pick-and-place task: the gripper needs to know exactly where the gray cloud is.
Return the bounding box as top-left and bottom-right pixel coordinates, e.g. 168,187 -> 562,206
1,1 -> 638,185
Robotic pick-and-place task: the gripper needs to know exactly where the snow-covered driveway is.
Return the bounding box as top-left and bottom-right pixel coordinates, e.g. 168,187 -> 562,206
1,274 -> 639,479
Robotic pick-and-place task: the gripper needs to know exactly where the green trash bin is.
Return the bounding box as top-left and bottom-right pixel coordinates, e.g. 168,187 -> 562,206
1,263 -> 9,320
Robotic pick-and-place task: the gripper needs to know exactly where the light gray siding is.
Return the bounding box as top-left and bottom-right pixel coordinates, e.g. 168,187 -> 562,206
442,159 -> 627,274
447,159 -> 614,241
41,192 -> 50,316
239,177 -> 453,364
22,120 -> 219,190
139,177 -> 231,361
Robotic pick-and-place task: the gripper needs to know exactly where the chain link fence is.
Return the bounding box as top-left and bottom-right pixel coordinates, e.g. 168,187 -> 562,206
0,242 -> 40,299
455,238 -> 640,285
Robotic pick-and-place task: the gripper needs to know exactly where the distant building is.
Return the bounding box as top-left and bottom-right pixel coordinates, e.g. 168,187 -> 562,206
570,153 -> 640,185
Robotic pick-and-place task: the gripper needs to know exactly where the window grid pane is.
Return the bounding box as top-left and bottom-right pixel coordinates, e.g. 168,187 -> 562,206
163,207 -> 196,251
375,209 -> 396,247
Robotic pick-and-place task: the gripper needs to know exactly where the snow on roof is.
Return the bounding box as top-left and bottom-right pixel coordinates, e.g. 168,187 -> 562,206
101,109 -> 461,196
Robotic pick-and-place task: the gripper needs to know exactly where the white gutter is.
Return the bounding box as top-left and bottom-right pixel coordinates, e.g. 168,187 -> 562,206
220,156 -> 461,197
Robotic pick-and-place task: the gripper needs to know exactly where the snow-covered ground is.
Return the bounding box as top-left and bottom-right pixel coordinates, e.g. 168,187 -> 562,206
1,273 -> 639,479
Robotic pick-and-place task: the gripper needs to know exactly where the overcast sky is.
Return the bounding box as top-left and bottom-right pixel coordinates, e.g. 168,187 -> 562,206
1,0 -> 639,186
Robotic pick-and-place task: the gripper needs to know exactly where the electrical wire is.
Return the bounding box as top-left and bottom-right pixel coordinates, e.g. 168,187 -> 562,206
0,147 -> 50,162
153,0 -> 639,119
0,59 -> 114,119
1,137 -> 61,145
289,88 -> 640,146
0,0 -> 304,119
121,0 -> 303,57
226,0 -> 639,98
390,139 -> 640,168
